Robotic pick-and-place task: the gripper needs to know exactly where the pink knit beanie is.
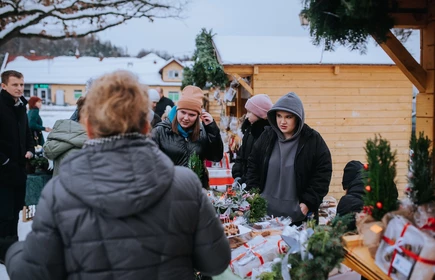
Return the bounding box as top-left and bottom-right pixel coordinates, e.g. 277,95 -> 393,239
245,94 -> 273,119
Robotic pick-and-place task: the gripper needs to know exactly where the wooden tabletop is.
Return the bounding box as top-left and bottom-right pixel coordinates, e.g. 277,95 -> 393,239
342,235 -> 391,280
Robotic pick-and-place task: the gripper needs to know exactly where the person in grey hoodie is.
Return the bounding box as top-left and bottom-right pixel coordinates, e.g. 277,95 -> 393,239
43,96 -> 87,176
245,92 -> 332,224
6,70 -> 230,280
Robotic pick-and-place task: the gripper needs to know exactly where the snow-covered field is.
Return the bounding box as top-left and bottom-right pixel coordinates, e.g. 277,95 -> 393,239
39,106 -> 77,139
0,106 -> 76,280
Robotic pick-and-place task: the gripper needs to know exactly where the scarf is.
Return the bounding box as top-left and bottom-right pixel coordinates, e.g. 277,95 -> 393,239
168,106 -> 192,138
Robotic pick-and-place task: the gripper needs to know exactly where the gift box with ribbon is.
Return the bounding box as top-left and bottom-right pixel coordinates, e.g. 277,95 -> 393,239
375,215 -> 435,280
230,235 -> 282,278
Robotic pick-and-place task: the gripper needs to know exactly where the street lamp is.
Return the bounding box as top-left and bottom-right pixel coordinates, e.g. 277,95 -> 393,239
299,12 -> 309,26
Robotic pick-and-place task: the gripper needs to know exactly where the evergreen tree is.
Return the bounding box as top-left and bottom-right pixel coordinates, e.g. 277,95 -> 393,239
182,28 -> 228,90
362,135 -> 399,221
301,0 -> 411,53
188,152 -> 203,180
406,132 -> 435,205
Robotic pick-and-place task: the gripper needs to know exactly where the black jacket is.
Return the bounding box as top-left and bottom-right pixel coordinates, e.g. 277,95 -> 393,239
155,96 -> 174,117
232,118 -> 269,184
152,120 -> 223,189
6,136 -> 231,279
0,90 -> 34,187
246,124 -> 332,214
337,179 -> 365,230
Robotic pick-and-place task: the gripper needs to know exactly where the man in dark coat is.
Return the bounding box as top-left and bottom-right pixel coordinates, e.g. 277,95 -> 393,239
0,70 -> 35,262
154,87 -> 174,117
337,160 -> 365,230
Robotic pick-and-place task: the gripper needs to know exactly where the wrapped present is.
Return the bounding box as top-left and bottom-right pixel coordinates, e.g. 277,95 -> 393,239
375,215 -> 435,280
230,235 -> 282,278
356,213 -> 385,258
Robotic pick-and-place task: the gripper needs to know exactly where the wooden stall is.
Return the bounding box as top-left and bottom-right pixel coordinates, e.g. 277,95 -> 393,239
213,36 -> 413,199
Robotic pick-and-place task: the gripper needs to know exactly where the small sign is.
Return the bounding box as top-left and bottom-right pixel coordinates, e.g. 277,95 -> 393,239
370,224 -> 383,234
34,84 -> 49,89
392,254 -> 412,277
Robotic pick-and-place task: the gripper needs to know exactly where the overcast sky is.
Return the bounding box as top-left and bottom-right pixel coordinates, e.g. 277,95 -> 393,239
98,0 -> 309,56
98,0 -> 420,59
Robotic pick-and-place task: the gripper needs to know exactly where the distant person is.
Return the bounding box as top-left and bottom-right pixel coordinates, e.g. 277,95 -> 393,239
232,94 -> 273,185
0,70 -> 34,262
6,70 -> 231,279
337,160 -> 365,230
155,87 -> 174,117
246,92 -> 332,224
70,78 -> 93,121
43,96 -> 87,176
152,86 -> 223,189
27,96 -> 52,146
147,88 -> 162,128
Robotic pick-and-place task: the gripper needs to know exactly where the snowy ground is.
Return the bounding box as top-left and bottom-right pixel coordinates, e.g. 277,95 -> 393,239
0,106 -> 75,280
39,106 -> 77,139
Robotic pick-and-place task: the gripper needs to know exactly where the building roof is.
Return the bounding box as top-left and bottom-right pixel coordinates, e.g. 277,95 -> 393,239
1,53 -> 192,86
213,35 -> 417,65
158,58 -> 184,73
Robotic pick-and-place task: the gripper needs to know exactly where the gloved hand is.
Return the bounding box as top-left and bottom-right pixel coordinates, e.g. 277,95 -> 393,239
47,160 -> 54,171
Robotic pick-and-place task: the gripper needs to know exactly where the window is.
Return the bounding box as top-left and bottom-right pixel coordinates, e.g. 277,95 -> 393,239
168,70 -> 180,79
24,84 -> 31,98
168,91 -> 180,102
74,90 -> 83,100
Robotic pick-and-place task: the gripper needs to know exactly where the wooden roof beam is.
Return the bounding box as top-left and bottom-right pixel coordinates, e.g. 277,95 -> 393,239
373,30 -> 427,92
232,73 -> 253,95
391,12 -> 427,28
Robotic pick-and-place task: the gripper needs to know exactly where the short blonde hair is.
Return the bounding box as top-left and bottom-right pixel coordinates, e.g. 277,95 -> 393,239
82,70 -> 149,138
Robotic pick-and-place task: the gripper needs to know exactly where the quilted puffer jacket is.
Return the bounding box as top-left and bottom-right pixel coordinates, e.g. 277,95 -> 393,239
6,135 -> 231,280
43,119 -> 87,176
152,120 -> 223,189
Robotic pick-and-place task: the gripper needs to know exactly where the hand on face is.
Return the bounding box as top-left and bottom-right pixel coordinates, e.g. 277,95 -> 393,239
200,111 -> 213,126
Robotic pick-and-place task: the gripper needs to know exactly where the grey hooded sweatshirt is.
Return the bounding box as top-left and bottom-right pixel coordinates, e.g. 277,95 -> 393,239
261,92 -> 307,222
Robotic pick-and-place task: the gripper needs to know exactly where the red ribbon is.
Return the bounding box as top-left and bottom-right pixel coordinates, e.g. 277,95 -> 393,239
382,222 -> 435,276
420,218 -> 435,231
278,239 -> 288,254
230,240 -> 267,277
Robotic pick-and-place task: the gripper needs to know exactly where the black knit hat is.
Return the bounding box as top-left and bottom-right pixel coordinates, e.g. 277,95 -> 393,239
342,160 -> 364,190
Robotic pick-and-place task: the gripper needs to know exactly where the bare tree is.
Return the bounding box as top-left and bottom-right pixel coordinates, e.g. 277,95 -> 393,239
0,0 -> 188,48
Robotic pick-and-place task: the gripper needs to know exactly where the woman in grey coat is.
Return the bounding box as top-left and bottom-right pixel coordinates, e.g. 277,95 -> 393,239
6,70 -> 231,280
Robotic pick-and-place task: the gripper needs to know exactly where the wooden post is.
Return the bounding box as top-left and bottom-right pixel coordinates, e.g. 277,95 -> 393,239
419,0 -> 435,142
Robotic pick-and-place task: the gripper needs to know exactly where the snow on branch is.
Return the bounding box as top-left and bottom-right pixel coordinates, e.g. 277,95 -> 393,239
0,0 -> 188,47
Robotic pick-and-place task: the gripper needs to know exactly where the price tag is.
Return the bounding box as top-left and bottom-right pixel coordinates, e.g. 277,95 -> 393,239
392,254 -> 412,277
370,224 -> 383,234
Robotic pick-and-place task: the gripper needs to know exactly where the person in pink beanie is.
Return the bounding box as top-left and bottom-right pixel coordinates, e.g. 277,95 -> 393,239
232,94 -> 273,185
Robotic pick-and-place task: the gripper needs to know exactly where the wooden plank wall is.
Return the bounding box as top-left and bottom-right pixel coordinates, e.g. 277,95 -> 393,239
227,65 -> 413,199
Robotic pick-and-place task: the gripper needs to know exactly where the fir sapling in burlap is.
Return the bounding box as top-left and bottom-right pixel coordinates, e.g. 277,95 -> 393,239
404,132 -> 435,235
356,135 -> 399,258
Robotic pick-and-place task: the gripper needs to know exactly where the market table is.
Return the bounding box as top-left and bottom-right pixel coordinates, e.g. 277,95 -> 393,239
25,173 -> 52,206
342,235 -> 391,280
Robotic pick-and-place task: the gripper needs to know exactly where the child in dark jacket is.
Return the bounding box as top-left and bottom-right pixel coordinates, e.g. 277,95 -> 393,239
232,94 -> 273,185
337,160 -> 365,230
